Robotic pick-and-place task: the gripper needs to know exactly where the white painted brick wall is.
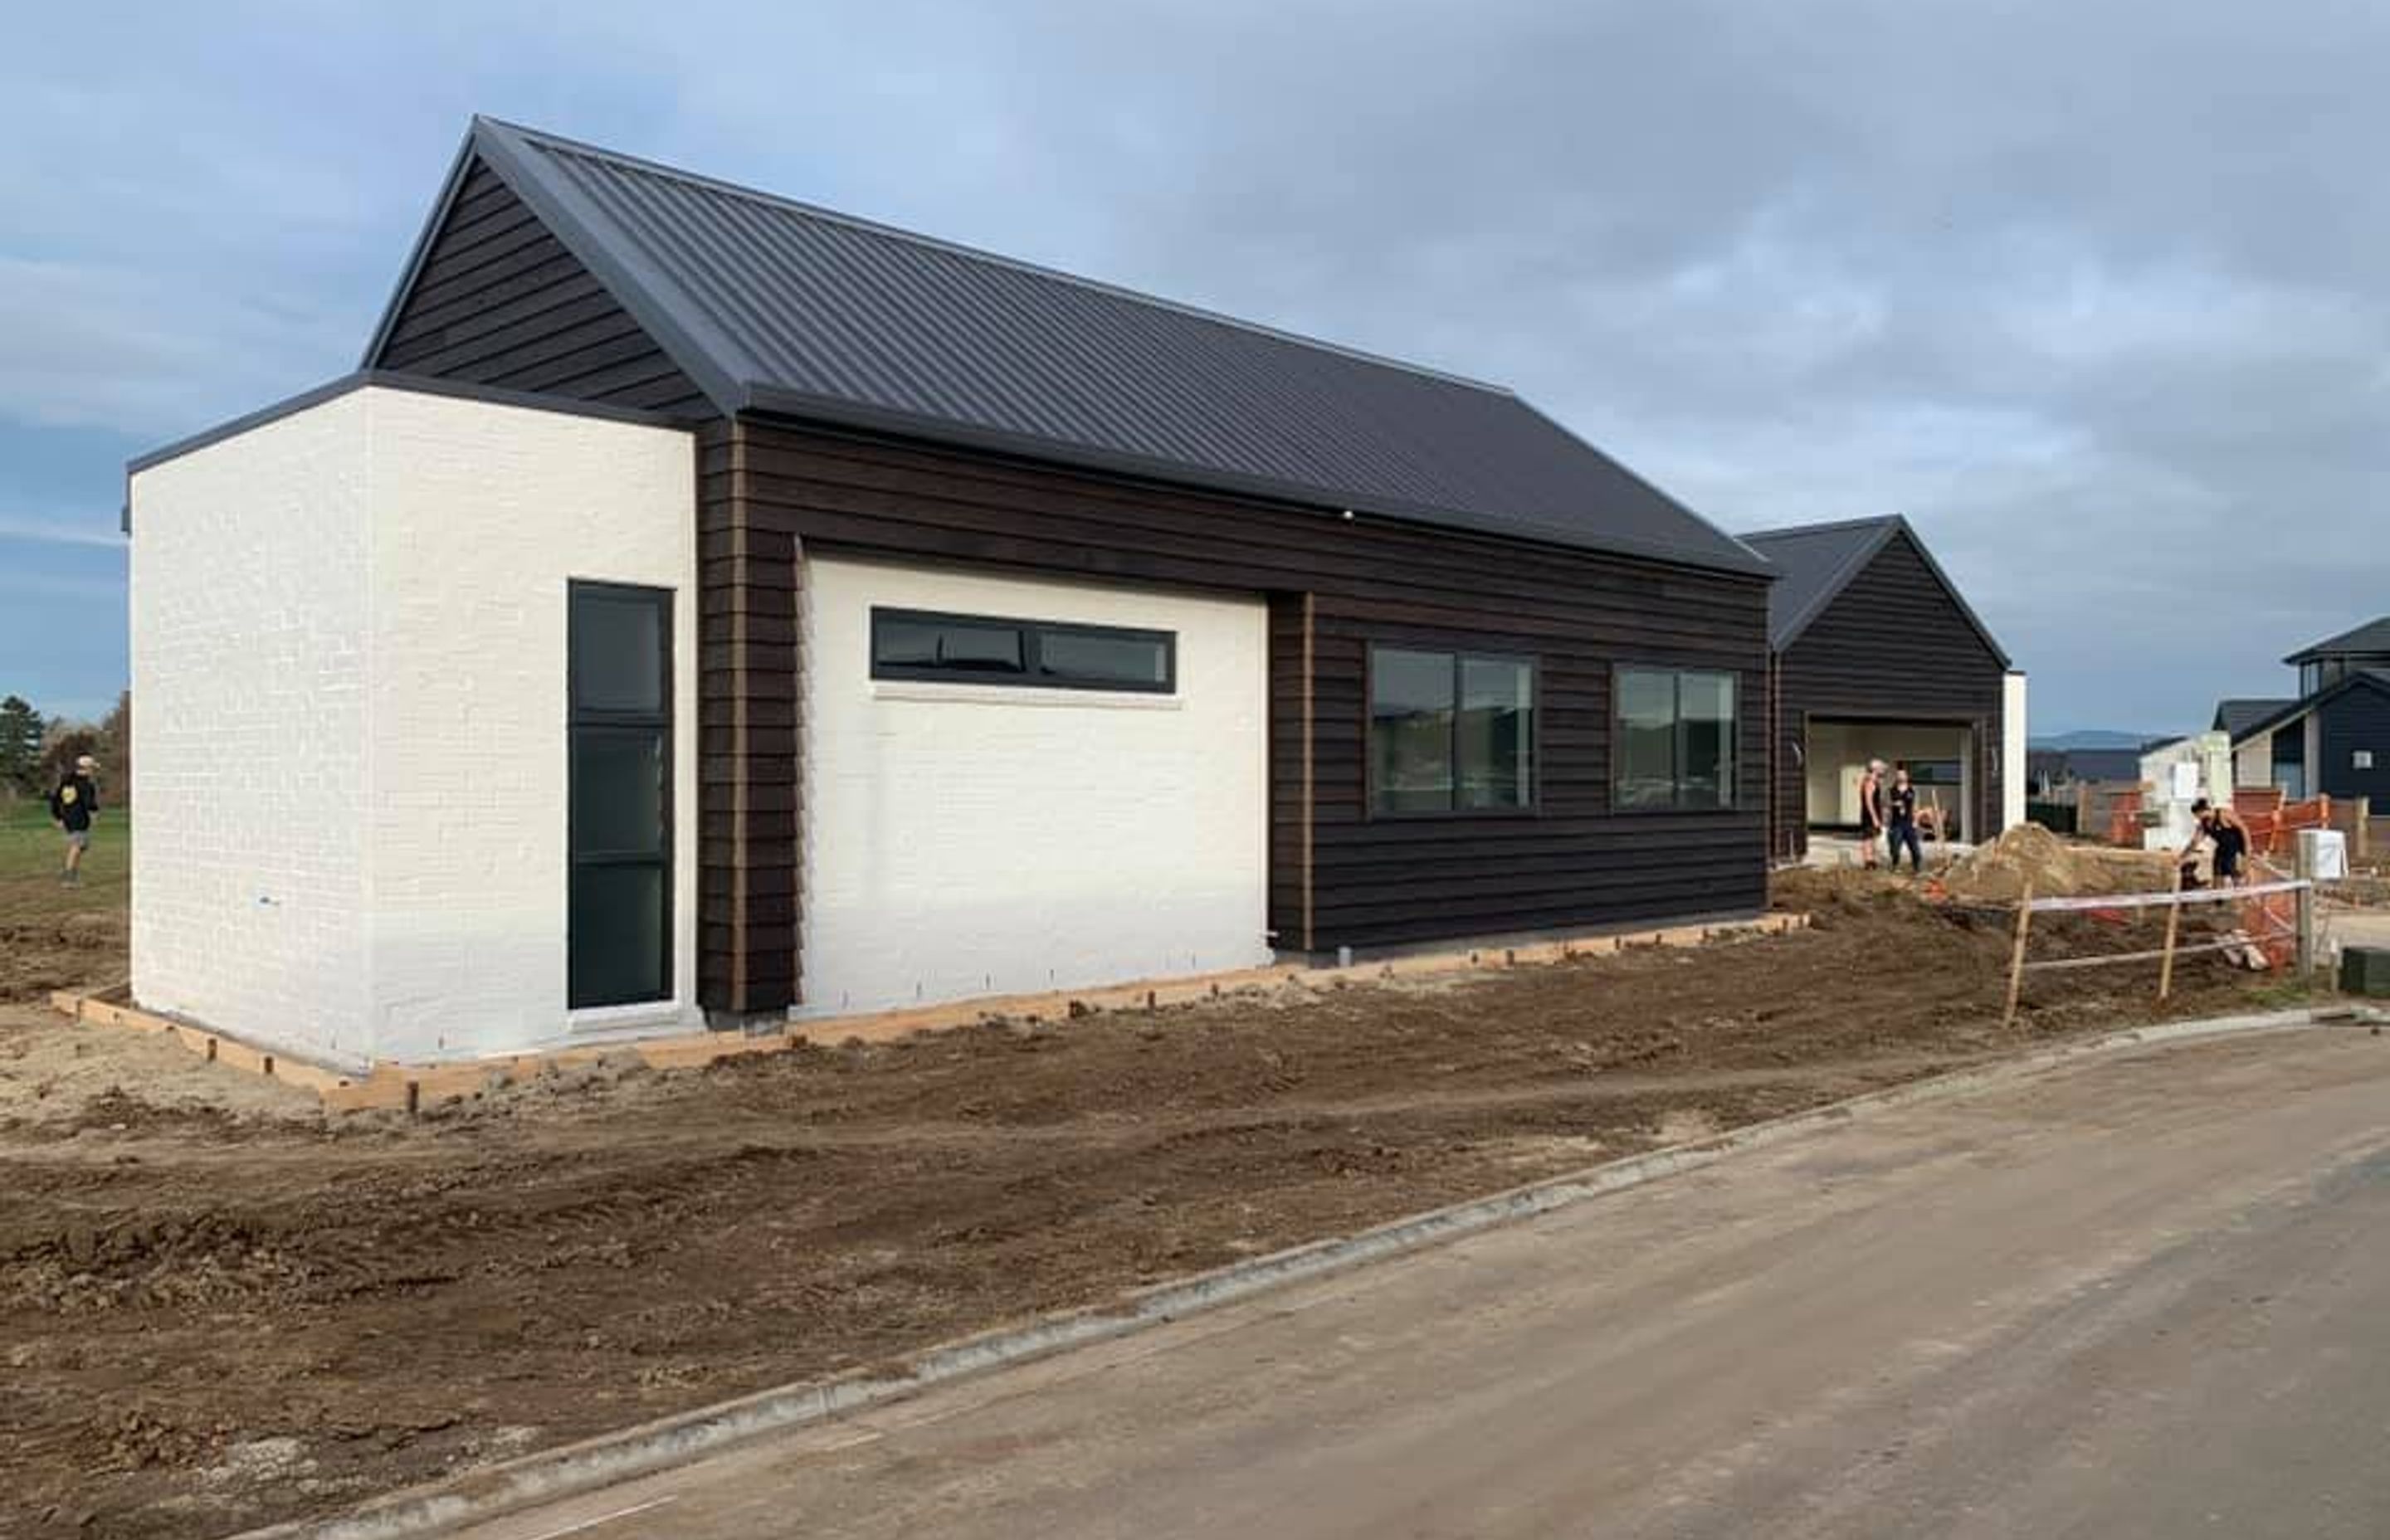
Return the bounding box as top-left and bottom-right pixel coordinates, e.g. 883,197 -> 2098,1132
363,387 -> 697,1056
129,384 -> 697,1066
129,392 -> 376,1065
802,557 -> 1271,1016
365,389 -> 698,1060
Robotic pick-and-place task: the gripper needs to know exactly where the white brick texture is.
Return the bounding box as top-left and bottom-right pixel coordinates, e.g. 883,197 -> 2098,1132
801,556 -> 1271,1016
129,386 -> 697,1066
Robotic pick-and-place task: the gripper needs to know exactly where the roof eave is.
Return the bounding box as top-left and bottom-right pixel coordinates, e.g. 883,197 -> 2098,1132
739,386 -> 1776,579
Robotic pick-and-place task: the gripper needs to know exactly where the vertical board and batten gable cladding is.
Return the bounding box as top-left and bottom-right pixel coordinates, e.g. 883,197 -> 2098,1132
368,158 -> 711,416
1772,528 -> 2007,854
722,417 -> 1772,953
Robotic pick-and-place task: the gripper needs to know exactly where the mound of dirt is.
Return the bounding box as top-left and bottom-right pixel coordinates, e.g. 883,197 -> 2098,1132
1943,824 -> 2173,904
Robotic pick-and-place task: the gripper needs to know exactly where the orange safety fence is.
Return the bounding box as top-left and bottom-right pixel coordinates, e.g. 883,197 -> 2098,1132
2238,793 -> 2333,857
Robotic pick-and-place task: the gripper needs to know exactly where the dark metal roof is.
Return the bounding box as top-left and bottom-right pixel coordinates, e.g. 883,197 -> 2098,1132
2226,669 -> 2390,743
364,118 -> 1768,576
2212,697 -> 2295,738
2285,616 -> 2390,665
1736,514 -> 2012,665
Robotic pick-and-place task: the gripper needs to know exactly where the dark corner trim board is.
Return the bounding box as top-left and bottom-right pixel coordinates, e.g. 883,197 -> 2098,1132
124,370 -> 704,478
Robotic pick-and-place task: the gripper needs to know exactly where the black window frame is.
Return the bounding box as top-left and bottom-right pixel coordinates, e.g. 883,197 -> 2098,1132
568,581 -> 674,1011
1365,644 -> 1541,820
1612,665 -> 1741,814
869,607 -> 1178,694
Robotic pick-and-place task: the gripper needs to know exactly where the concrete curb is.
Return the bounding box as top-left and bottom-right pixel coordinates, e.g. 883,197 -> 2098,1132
233,1006 -> 2331,1540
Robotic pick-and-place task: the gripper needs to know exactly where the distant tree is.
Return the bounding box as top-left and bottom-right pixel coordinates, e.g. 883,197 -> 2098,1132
37,721 -> 100,797
0,694 -> 43,796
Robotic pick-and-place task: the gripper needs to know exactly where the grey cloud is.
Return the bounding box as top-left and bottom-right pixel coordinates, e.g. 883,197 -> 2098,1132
12,0 -> 2388,729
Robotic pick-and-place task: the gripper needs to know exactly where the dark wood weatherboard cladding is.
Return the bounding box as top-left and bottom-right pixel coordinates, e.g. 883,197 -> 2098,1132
696,421 -> 803,1012
370,158 -> 710,416
1773,529 -> 2007,858
2317,679 -> 2390,803
716,415 -> 1769,966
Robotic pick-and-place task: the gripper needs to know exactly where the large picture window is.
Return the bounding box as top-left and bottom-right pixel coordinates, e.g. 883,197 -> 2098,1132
1369,647 -> 1536,816
1616,667 -> 1737,811
569,582 -> 672,1009
871,608 -> 1175,693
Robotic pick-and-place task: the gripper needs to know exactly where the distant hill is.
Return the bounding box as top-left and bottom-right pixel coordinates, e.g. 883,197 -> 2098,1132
2029,729 -> 2163,751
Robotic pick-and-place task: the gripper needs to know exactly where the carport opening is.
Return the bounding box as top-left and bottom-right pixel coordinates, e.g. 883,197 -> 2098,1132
1805,719 -> 1974,843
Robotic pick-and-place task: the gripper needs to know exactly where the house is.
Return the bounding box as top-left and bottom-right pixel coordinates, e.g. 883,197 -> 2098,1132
2214,617 -> 2390,804
124,117 -> 1777,1070
1739,515 -> 2024,858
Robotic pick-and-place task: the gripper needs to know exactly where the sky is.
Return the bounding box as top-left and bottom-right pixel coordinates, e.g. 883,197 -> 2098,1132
4,2 -> 2385,733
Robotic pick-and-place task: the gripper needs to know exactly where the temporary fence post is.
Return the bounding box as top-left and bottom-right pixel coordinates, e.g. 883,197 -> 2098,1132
2157,865 -> 2183,1004
2002,880 -> 2035,1031
2293,831 -> 2319,979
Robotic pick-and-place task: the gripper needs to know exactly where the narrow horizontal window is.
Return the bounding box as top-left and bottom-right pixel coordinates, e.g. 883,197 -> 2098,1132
871,608 -> 1175,693
1616,667 -> 1738,811
1369,646 -> 1536,816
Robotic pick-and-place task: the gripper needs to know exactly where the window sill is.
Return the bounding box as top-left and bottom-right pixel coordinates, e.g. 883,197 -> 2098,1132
869,682 -> 1183,711
568,1000 -> 690,1035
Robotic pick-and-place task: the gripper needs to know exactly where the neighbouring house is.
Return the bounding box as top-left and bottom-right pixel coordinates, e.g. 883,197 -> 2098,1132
1739,514 -> 2024,859
124,117 -> 1779,1070
2214,616 -> 2390,805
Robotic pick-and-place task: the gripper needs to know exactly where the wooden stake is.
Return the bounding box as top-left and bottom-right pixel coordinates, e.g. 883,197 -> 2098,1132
2002,880 -> 2035,1031
2157,863 -> 2183,1003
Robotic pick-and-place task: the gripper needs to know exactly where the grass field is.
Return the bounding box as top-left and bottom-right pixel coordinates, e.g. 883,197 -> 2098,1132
0,794 -> 128,926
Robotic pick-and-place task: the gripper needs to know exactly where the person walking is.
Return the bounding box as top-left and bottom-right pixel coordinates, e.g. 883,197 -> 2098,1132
1886,764 -> 1925,873
1856,758 -> 1887,868
49,753 -> 100,886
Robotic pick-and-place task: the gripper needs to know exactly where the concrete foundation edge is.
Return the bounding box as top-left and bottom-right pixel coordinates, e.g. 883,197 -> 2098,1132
231,1006 -> 2328,1540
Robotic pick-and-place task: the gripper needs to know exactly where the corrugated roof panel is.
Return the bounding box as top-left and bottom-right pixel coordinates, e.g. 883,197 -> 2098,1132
1738,519 -> 1895,650
453,119 -> 1767,574
2286,616 -> 2390,665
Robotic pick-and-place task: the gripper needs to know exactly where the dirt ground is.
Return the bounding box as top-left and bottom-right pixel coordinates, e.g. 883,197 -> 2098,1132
0,868 -> 2297,1538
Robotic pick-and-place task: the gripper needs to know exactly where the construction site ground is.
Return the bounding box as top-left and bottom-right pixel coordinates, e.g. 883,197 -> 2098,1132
0,851 -> 2306,1538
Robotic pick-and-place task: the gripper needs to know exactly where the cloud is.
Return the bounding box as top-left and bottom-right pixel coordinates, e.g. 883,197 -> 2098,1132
0,514 -> 124,548
5,0 -> 2389,729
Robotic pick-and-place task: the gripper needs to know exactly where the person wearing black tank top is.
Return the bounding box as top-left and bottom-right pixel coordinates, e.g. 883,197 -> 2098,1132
2184,797 -> 2251,886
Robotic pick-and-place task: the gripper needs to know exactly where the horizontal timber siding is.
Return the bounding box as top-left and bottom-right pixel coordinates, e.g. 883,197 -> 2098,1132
696,419 -> 802,1013
1773,530 -> 2007,856
373,159 -> 712,417
725,416 -> 1769,958
2317,685 -> 2390,803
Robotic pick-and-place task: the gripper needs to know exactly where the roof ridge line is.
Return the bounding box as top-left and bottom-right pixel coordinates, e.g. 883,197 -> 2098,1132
1739,512 -> 1904,541
472,115 -> 1520,399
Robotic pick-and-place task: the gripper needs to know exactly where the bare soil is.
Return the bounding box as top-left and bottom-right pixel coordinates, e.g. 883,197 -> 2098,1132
0,870 -> 2291,1538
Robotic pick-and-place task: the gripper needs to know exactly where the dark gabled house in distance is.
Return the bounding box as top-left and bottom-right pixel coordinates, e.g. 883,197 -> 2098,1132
2215,616 -> 2390,804
124,116 -> 1783,1069
1740,514 -> 2023,859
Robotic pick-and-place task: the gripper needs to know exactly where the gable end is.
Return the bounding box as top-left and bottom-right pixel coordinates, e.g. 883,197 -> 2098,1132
368,157 -> 712,417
